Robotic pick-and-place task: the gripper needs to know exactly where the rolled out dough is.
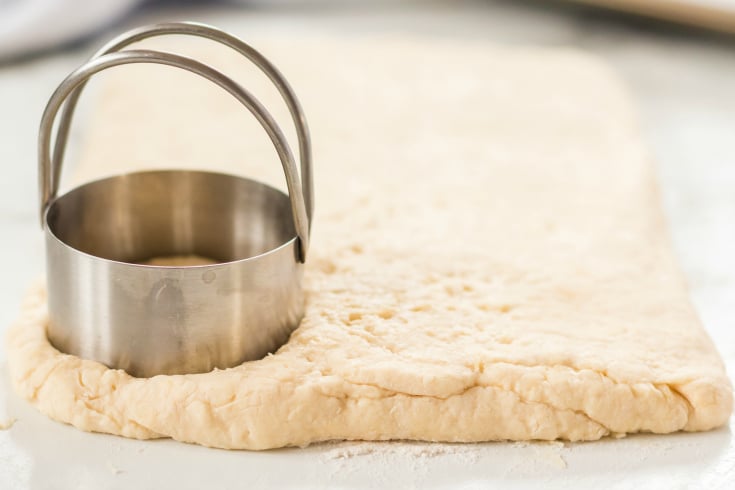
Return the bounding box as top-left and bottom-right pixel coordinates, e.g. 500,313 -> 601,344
7,35 -> 732,449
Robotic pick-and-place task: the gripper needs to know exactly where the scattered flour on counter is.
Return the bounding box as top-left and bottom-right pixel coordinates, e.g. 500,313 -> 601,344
319,440 -> 572,470
106,461 -> 122,475
317,440 -> 573,485
320,440 -> 482,463
318,441 -> 485,483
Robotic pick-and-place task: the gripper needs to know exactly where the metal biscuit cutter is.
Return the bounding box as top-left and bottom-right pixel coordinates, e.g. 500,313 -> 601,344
38,22 -> 313,377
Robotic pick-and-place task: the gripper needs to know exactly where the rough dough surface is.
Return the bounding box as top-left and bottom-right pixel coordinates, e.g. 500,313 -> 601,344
7,36 -> 732,449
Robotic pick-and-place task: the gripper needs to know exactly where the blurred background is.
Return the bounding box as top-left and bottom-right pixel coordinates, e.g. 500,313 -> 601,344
0,0 -> 733,358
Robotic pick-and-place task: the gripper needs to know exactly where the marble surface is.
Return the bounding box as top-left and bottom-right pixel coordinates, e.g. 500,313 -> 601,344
0,1 -> 732,488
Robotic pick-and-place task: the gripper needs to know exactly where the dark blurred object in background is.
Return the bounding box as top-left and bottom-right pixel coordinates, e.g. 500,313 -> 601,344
0,0 -> 145,61
3,0 -> 735,63
571,0 -> 735,34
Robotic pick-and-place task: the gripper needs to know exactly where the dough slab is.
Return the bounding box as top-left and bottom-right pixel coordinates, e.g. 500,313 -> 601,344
7,35 -> 732,449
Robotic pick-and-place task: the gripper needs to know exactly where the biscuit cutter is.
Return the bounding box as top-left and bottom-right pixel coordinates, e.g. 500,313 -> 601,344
38,22 -> 313,377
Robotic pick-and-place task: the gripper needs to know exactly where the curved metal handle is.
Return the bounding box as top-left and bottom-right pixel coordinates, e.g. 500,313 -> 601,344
51,22 -> 313,230
39,49 -> 309,261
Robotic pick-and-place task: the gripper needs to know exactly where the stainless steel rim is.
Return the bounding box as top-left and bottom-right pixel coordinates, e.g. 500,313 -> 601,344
44,169 -> 299,270
38,43 -> 311,261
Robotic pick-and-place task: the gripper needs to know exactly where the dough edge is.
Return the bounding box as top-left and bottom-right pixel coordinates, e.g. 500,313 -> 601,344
7,283 -> 732,450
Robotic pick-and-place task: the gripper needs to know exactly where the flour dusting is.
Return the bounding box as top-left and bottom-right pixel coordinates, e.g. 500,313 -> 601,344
320,440 -> 482,463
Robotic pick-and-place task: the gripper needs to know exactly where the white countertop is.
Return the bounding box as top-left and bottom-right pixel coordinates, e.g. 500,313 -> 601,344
0,1 -> 733,488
